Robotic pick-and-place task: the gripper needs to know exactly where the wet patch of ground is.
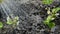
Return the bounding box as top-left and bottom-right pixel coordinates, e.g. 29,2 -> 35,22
0,0 -> 60,34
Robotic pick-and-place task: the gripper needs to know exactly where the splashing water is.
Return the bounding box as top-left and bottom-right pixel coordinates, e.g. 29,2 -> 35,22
0,0 -> 29,18
0,0 -> 15,18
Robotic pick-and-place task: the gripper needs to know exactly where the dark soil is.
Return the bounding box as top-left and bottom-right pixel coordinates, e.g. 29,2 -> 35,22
0,0 -> 60,34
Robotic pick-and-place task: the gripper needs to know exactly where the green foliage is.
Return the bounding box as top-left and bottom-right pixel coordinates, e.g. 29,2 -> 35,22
42,0 -> 53,5
52,8 -> 60,14
44,7 -> 60,29
7,16 -> 13,25
44,15 -> 52,25
0,16 -> 19,29
0,22 -> 3,28
44,15 -> 55,28
48,22 -> 55,28
7,16 -> 19,25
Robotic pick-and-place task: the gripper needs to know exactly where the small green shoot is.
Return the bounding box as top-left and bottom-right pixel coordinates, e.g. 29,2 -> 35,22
48,22 -> 55,28
52,8 -> 60,14
0,22 -> 3,28
44,7 -> 60,29
44,15 -> 52,25
7,16 -> 13,25
7,16 -> 19,26
42,0 -> 54,5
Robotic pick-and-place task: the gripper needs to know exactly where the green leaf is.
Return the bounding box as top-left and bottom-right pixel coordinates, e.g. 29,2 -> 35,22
44,15 -> 55,28
44,15 -> 52,25
46,16 -> 52,21
0,22 -> 3,28
42,0 -> 53,5
48,22 -> 55,28
52,7 -> 60,14
7,16 -> 13,25
7,16 -> 19,25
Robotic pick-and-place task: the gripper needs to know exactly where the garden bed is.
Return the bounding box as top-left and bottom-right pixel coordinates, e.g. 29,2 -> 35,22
0,0 -> 60,34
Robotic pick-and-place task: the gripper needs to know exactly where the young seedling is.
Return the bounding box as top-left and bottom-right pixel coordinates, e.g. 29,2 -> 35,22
7,16 -> 19,27
7,16 -> 13,25
44,7 -> 60,29
0,22 -> 3,28
42,0 -> 54,5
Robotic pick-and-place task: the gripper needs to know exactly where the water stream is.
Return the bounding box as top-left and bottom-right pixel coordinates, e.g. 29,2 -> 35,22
0,0 -> 29,18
